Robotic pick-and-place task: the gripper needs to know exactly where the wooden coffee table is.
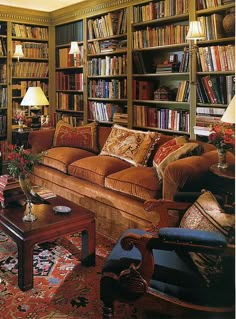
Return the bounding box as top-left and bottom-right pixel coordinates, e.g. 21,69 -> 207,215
0,195 -> 96,291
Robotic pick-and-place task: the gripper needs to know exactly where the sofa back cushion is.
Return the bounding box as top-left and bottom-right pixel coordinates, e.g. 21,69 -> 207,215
53,121 -> 99,153
100,124 -> 160,166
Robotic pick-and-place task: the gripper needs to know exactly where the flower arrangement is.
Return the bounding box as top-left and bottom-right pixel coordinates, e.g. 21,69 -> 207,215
7,145 -> 44,179
15,109 -> 25,122
208,123 -> 235,151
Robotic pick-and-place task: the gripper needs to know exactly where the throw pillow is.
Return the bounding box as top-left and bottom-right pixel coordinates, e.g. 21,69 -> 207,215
100,124 -> 159,166
153,136 -> 202,179
53,120 -> 99,153
180,191 -> 235,287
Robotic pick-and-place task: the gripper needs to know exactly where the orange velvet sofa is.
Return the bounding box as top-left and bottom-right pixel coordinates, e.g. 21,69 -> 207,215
28,124 -> 224,239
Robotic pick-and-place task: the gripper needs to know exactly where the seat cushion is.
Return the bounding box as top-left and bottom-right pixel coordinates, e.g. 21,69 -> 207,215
68,155 -> 131,186
105,167 -> 161,200
100,124 -> 159,166
41,147 -> 95,173
53,120 -> 99,153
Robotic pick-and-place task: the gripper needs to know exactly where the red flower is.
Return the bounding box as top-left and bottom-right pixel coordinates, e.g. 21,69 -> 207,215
208,123 -> 235,151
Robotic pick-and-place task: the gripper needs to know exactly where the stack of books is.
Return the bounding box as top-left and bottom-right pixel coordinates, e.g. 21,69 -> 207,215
0,175 -> 23,207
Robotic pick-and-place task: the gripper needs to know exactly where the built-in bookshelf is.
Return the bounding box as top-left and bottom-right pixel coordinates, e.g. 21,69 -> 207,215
0,21 -> 7,141
131,1 -> 190,135
55,20 -> 84,126
11,22 -> 49,125
86,8 -> 128,124
194,1 -> 235,136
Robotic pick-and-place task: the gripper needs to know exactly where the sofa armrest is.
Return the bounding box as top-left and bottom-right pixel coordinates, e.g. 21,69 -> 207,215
28,128 -> 55,154
162,151 -> 219,200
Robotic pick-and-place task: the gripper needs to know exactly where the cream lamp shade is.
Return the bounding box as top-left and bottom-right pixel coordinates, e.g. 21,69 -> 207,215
21,87 -> 49,107
221,95 -> 235,124
13,44 -> 24,61
69,41 -> 80,55
186,21 -> 205,43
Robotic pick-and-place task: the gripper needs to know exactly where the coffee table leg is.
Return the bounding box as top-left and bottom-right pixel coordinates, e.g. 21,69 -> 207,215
17,241 -> 34,291
81,220 -> 96,266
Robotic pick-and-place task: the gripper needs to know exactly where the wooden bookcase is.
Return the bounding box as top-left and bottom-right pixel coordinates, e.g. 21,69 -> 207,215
55,20 -> 85,126
194,2 -> 235,137
0,0 -> 235,152
0,21 -> 7,151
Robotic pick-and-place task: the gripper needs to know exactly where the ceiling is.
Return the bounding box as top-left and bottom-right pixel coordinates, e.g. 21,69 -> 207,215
0,0 -> 86,12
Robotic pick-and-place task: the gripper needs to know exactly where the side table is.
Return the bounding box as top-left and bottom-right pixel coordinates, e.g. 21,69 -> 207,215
208,164 -> 235,207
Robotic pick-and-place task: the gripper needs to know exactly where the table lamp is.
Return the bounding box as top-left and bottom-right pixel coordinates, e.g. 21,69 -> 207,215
21,87 -> 49,129
221,95 -> 235,123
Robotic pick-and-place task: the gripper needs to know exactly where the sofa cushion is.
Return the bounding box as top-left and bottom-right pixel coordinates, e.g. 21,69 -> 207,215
68,155 -> 131,186
105,167 -> 161,201
100,124 -> 159,166
42,147 -> 95,173
53,120 -> 99,153
180,191 -> 235,287
153,137 -> 203,179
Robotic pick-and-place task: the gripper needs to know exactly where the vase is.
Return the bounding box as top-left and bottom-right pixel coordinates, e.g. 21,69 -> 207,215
217,149 -> 228,169
18,119 -> 24,133
19,174 -> 37,222
223,8 -> 235,36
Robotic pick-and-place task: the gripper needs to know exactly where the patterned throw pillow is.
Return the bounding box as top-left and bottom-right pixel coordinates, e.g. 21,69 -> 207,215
153,136 -> 202,179
180,191 -> 235,287
100,124 -> 160,166
53,120 -> 99,153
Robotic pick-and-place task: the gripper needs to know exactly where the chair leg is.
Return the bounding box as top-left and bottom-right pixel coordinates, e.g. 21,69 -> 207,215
102,302 -> 114,319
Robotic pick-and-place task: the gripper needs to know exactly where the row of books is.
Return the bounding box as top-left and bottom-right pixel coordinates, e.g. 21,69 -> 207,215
176,80 -> 190,102
56,21 -> 83,45
56,93 -> 83,112
87,39 -> 127,54
12,23 -> 48,40
133,0 -> 189,23
0,88 -> 7,108
198,14 -> 224,41
56,72 -> 83,91
197,106 -> 226,116
88,79 -> 127,99
0,23 -> 7,36
12,80 -> 48,98
0,64 -> 6,82
197,75 -> 235,105
133,24 -> 189,49
197,45 -> 235,72
196,0 -> 232,10
12,41 -> 48,59
88,101 -> 125,122
0,114 -> 7,137
12,62 -> 49,78
87,9 -> 127,39
133,80 -> 153,100
88,55 -> 127,76
196,114 -> 222,128
56,46 -> 83,68
113,112 -> 128,124
134,105 -> 189,132
0,38 -> 7,56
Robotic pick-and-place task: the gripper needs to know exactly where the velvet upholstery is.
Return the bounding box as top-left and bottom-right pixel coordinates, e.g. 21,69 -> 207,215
28,125 -> 233,239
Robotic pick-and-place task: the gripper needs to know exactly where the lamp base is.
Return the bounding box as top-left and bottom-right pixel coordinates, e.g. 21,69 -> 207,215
31,117 -> 41,129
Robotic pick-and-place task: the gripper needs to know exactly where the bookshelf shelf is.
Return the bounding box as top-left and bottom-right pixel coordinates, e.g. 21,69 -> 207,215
88,98 -> 127,102
87,34 -> 127,42
56,66 -> 83,71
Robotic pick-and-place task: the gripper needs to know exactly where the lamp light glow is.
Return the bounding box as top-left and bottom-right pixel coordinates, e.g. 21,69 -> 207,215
69,41 -> 81,66
186,21 -> 205,43
221,96 -> 235,124
13,44 -> 24,62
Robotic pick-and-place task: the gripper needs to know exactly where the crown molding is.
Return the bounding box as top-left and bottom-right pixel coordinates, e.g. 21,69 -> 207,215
50,0 -> 135,25
0,5 -> 51,25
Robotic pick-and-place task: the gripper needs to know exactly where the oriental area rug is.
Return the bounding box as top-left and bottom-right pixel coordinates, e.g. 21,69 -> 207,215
0,230 -> 142,319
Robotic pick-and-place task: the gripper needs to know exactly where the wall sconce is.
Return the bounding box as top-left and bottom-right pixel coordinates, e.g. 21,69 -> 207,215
69,41 -> 80,66
13,44 -> 24,62
186,21 -> 205,83
21,87 -> 49,129
221,95 -> 235,124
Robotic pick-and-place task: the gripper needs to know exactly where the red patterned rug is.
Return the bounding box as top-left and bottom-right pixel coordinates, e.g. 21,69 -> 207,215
0,230 -> 140,319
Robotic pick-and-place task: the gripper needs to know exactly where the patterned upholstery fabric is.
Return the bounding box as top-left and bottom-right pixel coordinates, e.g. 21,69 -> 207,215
53,120 -> 99,153
100,124 -> 159,166
153,136 -> 202,179
180,191 -> 235,287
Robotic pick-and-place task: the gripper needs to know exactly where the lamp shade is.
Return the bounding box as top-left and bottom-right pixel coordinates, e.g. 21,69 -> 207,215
221,95 -> 235,123
69,41 -> 80,55
186,21 -> 205,42
13,44 -> 24,59
21,87 -> 49,106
